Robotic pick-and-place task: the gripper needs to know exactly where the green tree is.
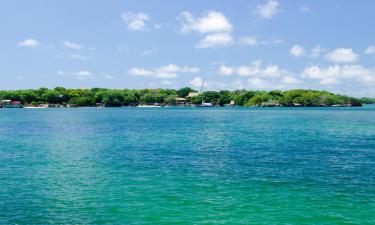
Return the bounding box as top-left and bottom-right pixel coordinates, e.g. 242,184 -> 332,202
217,90 -> 231,106
68,97 -> 95,106
177,87 -> 196,98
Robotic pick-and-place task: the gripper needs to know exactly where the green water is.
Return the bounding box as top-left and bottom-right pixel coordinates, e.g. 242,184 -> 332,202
1,106 -> 375,224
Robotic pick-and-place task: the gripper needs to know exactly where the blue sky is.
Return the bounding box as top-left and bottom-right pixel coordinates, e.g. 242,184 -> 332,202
0,0 -> 374,97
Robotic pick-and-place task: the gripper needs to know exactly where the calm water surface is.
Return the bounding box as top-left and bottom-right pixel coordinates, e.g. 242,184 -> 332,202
0,106 -> 375,224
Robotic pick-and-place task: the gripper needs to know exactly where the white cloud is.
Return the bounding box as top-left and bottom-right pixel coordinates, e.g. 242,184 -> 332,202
220,60 -> 288,78
256,0 -> 279,19
74,70 -> 94,79
364,45 -> 375,54
290,45 -> 305,57
57,70 -> 94,79
319,78 -> 340,85
326,48 -> 358,63
189,77 -> 204,88
196,33 -> 234,48
18,39 -> 39,47
238,36 -> 259,46
281,76 -> 300,84
238,36 -> 282,46
178,10 -> 233,33
188,78 -> 226,89
69,54 -> 90,60
62,41 -> 82,49
129,64 -> 199,78
218,65 -> 234,75
310,45 -> 325,58
121,12 -> 150,31
75,70 -> 91,76
302,64 -> 375,85
129,68 -> 153,76
302,65 -> 340,80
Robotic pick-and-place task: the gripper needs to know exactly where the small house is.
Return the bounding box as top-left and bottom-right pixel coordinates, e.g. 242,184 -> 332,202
175,97 -> 186,105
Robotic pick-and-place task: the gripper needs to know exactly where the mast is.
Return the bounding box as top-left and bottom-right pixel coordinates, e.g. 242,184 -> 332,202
200,79 -> 204,104
199,79 -> 204,94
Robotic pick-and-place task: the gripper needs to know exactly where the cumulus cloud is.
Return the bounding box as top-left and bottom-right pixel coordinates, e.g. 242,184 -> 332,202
62,41 -> 82,49
290,45 -> 305,57
216,60 -> 303,90
218,60 -> 289,78
57,70 -> 94,79
302,64 -> 375,85
326,48 -> 358,63
177,10 -> 233,33
218,65 -> 234,76
188,77 -> 226,89
129,64 -> 199,78
238,36 -> 282,46
256,0 -> 279,19
364,45 -> 375,54
121,12 -> 150,31
18,38 -> 39,47
196,33 -> 234,48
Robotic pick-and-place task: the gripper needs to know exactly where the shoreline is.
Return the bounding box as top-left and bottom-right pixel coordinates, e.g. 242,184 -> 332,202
3,104 -> 372,109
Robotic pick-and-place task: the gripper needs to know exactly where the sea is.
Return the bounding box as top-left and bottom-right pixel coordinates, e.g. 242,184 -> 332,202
1,105 -> 375,224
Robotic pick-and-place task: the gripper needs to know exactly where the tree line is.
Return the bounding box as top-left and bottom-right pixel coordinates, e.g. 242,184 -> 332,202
0,87 -> 367,107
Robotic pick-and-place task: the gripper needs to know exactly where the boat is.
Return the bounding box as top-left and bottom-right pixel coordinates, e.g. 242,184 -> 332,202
137,104 -> 162,108
196,79 -> 214,107
196,102 -> 213,107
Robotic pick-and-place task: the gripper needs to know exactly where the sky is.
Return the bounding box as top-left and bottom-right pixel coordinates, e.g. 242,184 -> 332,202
0,0 -> 374,97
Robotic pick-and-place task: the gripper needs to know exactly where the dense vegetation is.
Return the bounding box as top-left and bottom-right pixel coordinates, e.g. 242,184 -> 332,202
361,97 -> 375,104
0,87 -> 366,107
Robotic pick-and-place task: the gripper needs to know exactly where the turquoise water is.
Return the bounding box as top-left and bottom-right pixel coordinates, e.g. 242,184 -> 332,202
1,106 -> 375,224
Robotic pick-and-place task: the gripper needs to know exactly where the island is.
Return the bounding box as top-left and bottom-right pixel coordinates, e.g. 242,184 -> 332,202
0,87 -> 373,108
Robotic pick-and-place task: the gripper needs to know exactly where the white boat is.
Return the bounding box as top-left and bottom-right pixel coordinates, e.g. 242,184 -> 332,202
137,105 -> 162,108
196,79 -> 214,107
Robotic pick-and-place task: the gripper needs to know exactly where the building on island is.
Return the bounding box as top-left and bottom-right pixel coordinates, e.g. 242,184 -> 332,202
186,92 -> 199,98
174,97 -> 186,105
